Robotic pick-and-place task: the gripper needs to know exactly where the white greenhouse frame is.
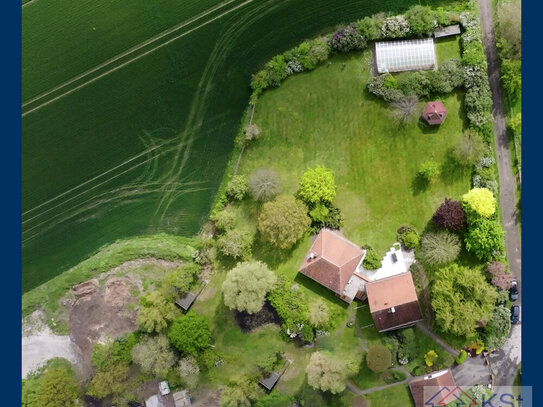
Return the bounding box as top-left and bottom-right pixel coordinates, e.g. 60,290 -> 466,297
375,38 -> 437,74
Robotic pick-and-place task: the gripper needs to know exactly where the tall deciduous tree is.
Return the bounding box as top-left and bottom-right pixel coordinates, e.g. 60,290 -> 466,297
137,291 -> 179,333
131,334 -> 177,377
431,264 -> 497,336
168,312 -> 211,355
220,376 -> 262,407
258,196 -> 310,249
222,261 -> 277,314
306,351 -> 359,394
307,300 -> 330,328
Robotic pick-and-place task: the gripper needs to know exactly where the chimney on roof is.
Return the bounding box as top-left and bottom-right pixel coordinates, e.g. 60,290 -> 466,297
308,252 -> 316,261
389,306 -> 396,313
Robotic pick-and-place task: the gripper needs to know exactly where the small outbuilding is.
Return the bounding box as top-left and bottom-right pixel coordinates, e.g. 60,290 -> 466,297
175,293 -> 197,311
434,24 -> 461,39
258,372 -> 281,392
422,101 -> 448,125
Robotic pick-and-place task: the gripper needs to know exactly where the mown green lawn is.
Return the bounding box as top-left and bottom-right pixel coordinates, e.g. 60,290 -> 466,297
240,46 -> 469,255
363,383 -> 415,407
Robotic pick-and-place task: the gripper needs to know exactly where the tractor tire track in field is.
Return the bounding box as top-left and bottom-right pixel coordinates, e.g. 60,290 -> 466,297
21,0 -> 257,117
153,0 -> 282,219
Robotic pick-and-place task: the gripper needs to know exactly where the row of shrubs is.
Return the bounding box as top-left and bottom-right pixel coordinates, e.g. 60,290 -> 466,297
249,4 -> 467,105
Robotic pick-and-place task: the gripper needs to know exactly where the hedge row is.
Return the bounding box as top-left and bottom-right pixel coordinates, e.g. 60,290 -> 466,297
249,5 -> 466,105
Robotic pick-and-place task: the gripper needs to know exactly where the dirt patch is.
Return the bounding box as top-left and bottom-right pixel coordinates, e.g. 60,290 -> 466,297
69,276 -> 138,362
280,365 -> 300,382
234,301 -> 281,332
198,285 -> 216,301
71,279 -> 98,298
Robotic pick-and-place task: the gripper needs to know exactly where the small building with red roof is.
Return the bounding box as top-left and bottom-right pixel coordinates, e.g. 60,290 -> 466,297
422,101 -> 448,125
408,369 -> 457,407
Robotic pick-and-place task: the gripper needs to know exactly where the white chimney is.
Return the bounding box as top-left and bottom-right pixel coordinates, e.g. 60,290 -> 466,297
390,306 -> 396,313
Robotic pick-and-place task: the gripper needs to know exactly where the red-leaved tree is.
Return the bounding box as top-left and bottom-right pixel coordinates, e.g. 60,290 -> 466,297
432,198 -> 466,232
487,261 -> 511,290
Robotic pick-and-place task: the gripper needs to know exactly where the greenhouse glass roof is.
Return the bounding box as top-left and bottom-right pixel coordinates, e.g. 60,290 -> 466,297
375,38 -> 437,74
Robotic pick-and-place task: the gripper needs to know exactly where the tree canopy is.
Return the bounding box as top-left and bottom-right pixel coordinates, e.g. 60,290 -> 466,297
249,169 -> 281,202
131,334 -> 177,377
432,198 -> 466,232
137,290 -> 179,333
306,351 -> 359,394
220,376 -> 262,407
168,312 -> 211,355
298,166 -> 337,205
258,195 -> 310,249
23,361 -> 81,407
431,264 -> 498,336
222,261 -> 277,314
366,344 -> 392,373
464,216 -> 505,262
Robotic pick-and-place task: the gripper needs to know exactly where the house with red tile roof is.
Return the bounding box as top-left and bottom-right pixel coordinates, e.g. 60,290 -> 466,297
298,228 -> 423,331
408,369 -> 457,407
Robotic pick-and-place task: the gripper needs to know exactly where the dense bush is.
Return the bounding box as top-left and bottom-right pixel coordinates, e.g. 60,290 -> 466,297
366,344 -> 392,373
258,195 -> 310,249
405,5 -> 437,36
355,15 -> 383,40
424,350 -> 439,367
298,166 -> 337,205
331,24 -> 367,52
309,203 -> 345,233
403,232 -> 420,249
453,131 -> 486,166
226,175 -> 249,201
307,300 -> 330,329
482,305 -> 511,351
432,264 -> 498,336
220,375 -> 262,407
212,209 -> 236,232
417,160 -> 441,183
255,392 -> 294,407
90,332 -> 140,371
217,229 -> 253,259
249,169 -> 281,202
487,261 -> 510,290
464,216 -> 505,261
418,231 -> 461,265
397,224 -> 419,248
432,198 -> 466,232
131,334 -> 176,377
367,74 -> 404,102
168,312 -> 212,355
137,291 -> 179,333
268,279 -> 309,338
306,351 -> 359,394
501,59 -> 521,97
462,188 -> 496,218
362,246 -> 382,270
381,15 -> 411,38
397,328 -> 417,364
222,261 -> 277,314
455,350 -> 467,365
497,0 -> 521,59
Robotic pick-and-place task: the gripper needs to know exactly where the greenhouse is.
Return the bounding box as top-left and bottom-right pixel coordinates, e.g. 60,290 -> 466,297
375,38 -> 437,74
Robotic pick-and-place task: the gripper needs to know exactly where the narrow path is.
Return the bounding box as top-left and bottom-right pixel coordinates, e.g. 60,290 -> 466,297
352,305 -> 369,352
415,322 -> 459,357
346,379 -> 408,396
477,0 -> 522,287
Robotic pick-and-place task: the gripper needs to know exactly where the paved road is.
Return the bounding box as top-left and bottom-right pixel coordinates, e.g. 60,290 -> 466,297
477,0 -> 522,387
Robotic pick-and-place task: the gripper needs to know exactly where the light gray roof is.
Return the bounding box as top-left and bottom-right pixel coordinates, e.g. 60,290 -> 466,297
375,38 -> 437,74
173,390 -> 192,406
434,24 -> 461,38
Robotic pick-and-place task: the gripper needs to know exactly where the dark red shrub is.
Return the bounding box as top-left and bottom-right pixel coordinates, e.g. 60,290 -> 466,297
487,261 -> 510,290
432,198 -> 466,232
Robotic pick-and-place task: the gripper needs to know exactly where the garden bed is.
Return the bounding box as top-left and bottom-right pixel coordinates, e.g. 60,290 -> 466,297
234,300 -> 281,332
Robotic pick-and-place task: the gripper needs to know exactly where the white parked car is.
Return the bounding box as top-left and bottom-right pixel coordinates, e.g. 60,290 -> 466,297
159,381 -> 170,396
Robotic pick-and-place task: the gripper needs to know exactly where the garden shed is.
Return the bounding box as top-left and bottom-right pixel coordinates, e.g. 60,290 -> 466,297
375,38 -> 437,73
434,24 -> 461,38
258,372 -> 281,392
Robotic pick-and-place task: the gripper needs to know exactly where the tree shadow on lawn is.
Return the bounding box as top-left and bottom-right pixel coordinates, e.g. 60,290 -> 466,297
252,232 -> 298,270
439,149 -> 472,185
410,174 -> 430,196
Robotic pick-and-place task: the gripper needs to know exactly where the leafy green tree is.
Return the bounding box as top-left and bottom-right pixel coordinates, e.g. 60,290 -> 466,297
497,0 -> 521,58
220,375 -> 262,407
137,291 -> 179,333
90,332 -> 140,371
212,209 -> 236,232
362,246 -> 381,270
464,216 -> 505,261
366,344 -> 391,373
226,175 -> 249,201
501,59 -> 521,97
217,229 -> 253,259
462,187 -> 496,218
418,231 -> 461,265
168,312 -> 211,355
453,131 -> 486,166
255,391 -> 294,407
87,362 -> 130,400
222,261 -> 277,314
307,300 -> 330,328
306,352 -> 359,394
249,169 -> 281,202
508,112 -> 521,134
417,160 -> 441,183
256,351 -> 283,375
258,196 -> 310,249
131,334 -> 177,377
298,166 -> 337,205
405,5 -> 437,35
23,362 -> 81,407
162,263 -> 199,298
431,264 -> 498,336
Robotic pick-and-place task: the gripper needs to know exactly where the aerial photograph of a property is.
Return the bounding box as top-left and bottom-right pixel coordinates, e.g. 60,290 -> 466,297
21,0 -> 523,406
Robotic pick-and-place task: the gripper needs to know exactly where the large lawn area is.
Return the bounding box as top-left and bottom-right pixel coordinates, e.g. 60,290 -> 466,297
239,44 -> 470,254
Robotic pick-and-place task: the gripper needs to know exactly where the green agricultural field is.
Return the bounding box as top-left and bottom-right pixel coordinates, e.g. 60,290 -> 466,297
22,0 -> 457,291
239,46 -> 470,254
